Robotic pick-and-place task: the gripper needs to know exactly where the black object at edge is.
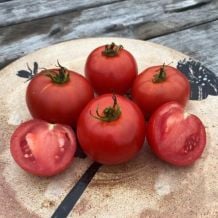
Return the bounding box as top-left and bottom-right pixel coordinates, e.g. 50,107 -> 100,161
51,162 -> 102,218
74,135 -> 87,159
177,58 -> 218,100
17,62 -> 38,81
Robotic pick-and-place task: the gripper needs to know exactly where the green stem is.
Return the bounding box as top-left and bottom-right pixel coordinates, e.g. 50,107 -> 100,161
152,63 -> 167,83
45,61 -> 69,84
102,42 -> 123,57
90,94 -> 121,122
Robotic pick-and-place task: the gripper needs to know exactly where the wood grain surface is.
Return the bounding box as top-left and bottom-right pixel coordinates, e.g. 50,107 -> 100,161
0,0 -> 124,27
0,37 -> 217,218
0,0 -> 218,70
150,20 -> 218,74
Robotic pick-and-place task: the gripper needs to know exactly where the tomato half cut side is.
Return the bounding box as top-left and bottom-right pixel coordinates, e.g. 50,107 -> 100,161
10,119 -> 77,176
147,102 -> 206,166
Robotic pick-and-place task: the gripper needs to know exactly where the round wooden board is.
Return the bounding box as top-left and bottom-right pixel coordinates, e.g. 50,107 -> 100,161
0,37 -> 217,218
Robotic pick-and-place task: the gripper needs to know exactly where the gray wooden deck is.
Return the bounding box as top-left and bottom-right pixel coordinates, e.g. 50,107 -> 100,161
0,0 -> 217,72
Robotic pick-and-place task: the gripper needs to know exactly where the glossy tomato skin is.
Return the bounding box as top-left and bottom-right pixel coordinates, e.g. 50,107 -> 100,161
77,94 -> 146,165
26,69 -> 94,128
131,65 -> 190,118
147,102 -> 206,166
85,45 -> 138,95
10,119 -> 77,176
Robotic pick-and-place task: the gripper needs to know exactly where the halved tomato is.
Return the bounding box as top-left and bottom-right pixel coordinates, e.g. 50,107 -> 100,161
10,119 -> 77,176
147,102 -> 206,166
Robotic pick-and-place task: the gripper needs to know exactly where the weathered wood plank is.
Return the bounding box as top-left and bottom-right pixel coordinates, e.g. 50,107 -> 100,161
0,0 -> 125,27
164,0 -> 212,13
0,0 -> 13,3
0,0 -> 217,69
149,20 -> 218,73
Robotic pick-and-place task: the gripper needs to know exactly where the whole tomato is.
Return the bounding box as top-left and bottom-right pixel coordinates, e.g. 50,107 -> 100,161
10,119 -> 77,176
131,64 -> 190,118
26,63 -> 94,128
77,94 -> 146,165
85,42 -> 138,95
147,102 -> 206,166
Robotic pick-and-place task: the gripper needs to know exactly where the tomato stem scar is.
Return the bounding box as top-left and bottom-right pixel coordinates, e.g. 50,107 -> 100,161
90,94 -> 121,122
45,60 -> 70,84
152,63 -> 167,83
102,42 -> 123,57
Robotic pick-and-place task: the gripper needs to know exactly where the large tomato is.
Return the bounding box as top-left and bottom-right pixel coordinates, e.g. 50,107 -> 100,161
77,94 -> 146,165
85,42 -> 138,95
131,65 -> 190,118
147,102 -> 206,166
10,119 -> 77,176
26,63 -> 94,128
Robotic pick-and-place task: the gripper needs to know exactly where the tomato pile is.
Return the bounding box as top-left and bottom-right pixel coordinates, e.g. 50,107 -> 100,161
10,42 -> 206,176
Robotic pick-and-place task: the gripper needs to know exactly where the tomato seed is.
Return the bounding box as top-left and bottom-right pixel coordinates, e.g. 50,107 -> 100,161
55,155 -> 60,160
189,145 -> 194,151
60,148 -> 65,152
184,149 -> 188,154
184,134 -> 200,154
58,137 -> 65,147
24,154 -> 29,158
59,144 -> 64,148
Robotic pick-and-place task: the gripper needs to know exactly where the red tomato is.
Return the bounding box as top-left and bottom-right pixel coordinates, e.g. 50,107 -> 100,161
77,94 -> 146,165
10,119 -> 77,176
26,63 -> 94,128
85,42 -> 138,95
131,65 -> 190,118
147,102 -> 206,166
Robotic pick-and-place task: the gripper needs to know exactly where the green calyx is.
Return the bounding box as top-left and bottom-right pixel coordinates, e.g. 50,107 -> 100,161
152,63 -> 167,83
102,42 -> 123,57
45,61 -> 69,84
90,94 -> 121,122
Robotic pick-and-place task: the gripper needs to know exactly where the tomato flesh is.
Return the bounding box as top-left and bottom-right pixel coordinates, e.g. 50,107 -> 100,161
77,94 -> 146,165
147,102 -> 206,166
10,119 -> 77,176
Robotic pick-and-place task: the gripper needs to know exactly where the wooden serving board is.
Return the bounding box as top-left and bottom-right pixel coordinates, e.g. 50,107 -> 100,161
0,37 -> 217,218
